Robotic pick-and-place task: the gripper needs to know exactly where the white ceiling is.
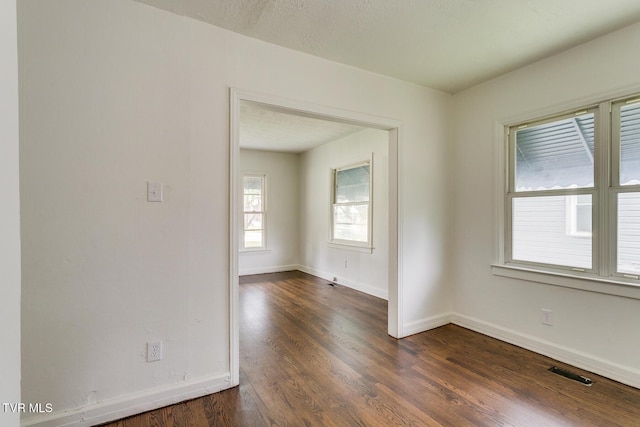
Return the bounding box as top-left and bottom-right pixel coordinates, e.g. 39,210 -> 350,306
135,0 -> 640,94
134,0 -> 640,151
240,101 -> 364,153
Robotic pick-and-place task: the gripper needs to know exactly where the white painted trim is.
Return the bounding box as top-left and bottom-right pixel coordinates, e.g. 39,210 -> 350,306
388,127 -> 402,338
21,374 -> 232,427
493,121 -> 507,265
492,83 -> 640,298
492,264 -> 640,299
240,172 -> 267,251
298,265 -> 389,300
451,314 -> 640,390
239,264 -> 299,276
229,89 -> 240,388
327,242 -> 374,253
402,313 -> 453,337
229,90 -> 402,131
330,157 -> 374,248
239,248 -> 272,254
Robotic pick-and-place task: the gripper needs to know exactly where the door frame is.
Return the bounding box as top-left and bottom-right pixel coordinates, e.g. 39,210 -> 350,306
229,88 -> 403,386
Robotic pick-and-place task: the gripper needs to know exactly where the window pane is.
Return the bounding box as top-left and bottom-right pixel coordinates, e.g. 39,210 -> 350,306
336,165 -> 370,203
242,175 -> 265,249
244,213 -> 263,231
515,113 -> 594,191
512,196 -> 591,269
618,192 -> 640,274
244,230 -> 263,248
620,103 -> 640,185
333,204 -> 368,242
244,176 -> 262,194
568,194 -> 592,235
575,204 -> 592,233
244,194 -> 262,211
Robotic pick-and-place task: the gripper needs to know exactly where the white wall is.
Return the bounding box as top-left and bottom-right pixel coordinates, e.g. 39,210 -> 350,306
452,22 -> 640,388
18,0 -> 452,425
299,128 -> 390,299
239,149 -> 300,275
1,0 -> 21,426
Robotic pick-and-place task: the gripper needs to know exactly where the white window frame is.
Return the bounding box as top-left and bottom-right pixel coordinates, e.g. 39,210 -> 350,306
505,107 -> 599,275
493,95 -> 640,298
241,173 -> 266,251
330,159 -> 373,249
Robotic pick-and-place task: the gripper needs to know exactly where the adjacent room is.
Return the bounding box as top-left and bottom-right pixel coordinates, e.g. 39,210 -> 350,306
3,0 -> 640,426
236,100 -> 390,301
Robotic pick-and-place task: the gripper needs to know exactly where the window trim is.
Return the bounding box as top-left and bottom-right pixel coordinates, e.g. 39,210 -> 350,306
330,158 -> 373,249
241,173 -> 267,252
494,93 -> 640,298
611,99 -> 640,281
505,106 -> 599,275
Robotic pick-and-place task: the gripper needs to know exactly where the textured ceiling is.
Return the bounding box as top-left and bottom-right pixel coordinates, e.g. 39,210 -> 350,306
134,0 -> 640,152
239,101 -> 364,153
135,0 -> 640,93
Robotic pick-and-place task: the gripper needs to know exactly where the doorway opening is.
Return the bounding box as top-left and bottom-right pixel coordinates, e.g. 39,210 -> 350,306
229,89 -> 401,386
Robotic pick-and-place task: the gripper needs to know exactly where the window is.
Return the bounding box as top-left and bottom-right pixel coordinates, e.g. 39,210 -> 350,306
613,98 -> 640,276
242,174 -> 265,250
504,96 -> 640,282
331,161 -> 372,247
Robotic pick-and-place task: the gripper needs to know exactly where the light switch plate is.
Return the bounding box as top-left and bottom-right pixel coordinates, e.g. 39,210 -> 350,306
147,182 -> 163,202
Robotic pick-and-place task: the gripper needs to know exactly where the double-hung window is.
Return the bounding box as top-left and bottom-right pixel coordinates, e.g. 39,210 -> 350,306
504,96 -> 640,283
242,174 -> 266,250
612,98 -> 640,276
331,161 -> 372,247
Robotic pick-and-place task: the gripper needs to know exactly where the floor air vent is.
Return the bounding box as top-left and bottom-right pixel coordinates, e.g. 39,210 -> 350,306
549,366 -> 593,386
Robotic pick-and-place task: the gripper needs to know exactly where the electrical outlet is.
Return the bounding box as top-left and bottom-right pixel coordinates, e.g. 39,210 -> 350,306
147,341 -> 163,362
344,259 -> 348,268
541,309 -> 553,326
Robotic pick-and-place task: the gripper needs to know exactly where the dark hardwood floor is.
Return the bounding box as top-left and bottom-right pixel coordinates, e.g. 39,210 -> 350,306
102,271 -> 640,426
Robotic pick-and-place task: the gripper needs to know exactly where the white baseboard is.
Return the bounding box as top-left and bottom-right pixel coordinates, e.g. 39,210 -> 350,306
21,373 -> 232,427
402,312 -> 453,337
297,265 -> 389,300
451,313 -> 640,390
239,264 -> 299,276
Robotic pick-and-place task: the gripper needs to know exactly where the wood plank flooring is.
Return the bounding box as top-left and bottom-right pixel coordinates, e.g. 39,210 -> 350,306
102,271 -> 640,426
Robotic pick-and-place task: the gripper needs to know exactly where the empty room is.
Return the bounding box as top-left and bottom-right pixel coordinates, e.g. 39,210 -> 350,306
3,0 -> 640,426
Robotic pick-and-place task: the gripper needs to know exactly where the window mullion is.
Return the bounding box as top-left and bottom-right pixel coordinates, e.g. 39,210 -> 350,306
597,101 -> 612,278
505,193 -> 514,263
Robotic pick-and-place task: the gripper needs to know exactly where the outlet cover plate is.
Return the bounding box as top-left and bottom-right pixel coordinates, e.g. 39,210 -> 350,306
147,341 -> 163,362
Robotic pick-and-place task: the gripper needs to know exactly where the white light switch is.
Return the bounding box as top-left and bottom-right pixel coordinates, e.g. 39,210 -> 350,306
147,182 -> 163,202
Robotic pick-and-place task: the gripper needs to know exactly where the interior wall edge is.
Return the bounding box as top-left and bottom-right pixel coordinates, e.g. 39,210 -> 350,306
297,265 -> 389,301
402,312 -> 454,337
239,264 -> 300,276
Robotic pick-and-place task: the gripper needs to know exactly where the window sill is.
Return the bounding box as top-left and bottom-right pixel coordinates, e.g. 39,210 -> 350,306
327,242 -> 373,254
239,248 -> 271,254
491,264 -> 640,300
